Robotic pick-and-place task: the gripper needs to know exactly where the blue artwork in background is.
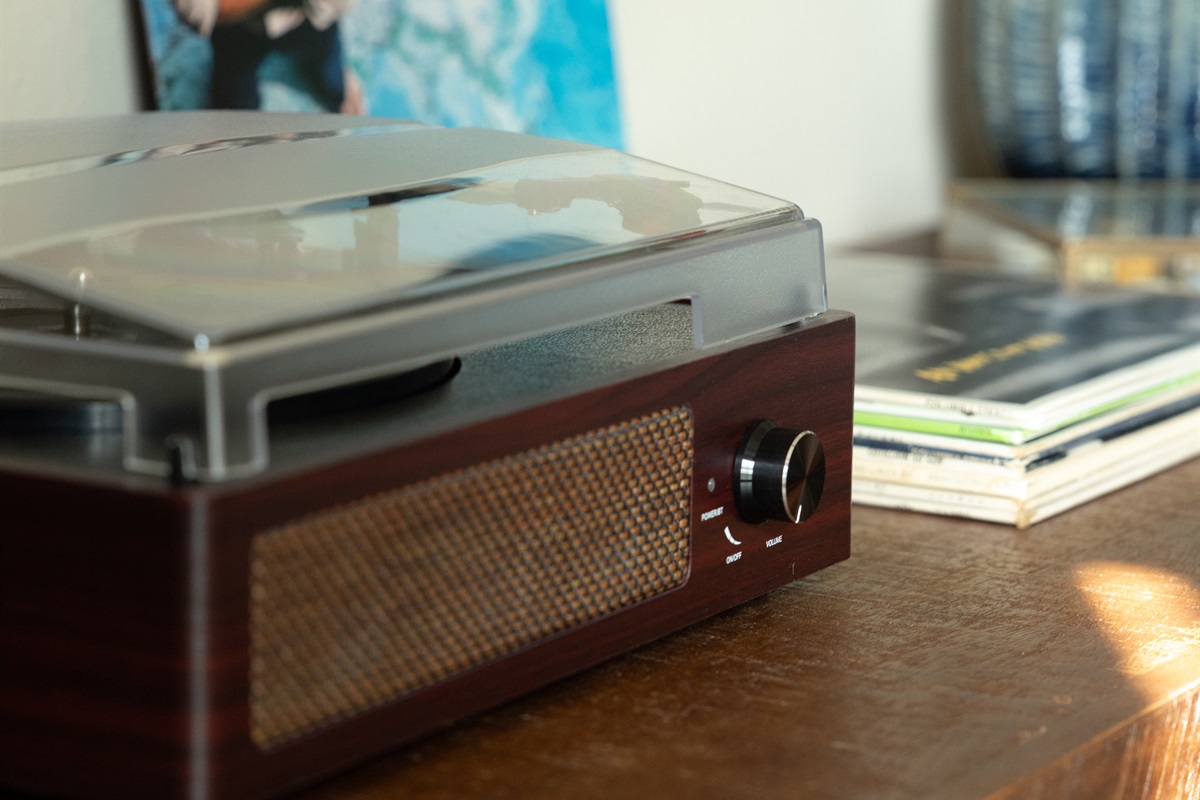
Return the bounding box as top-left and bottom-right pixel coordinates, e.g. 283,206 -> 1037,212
140,0 -> 624,150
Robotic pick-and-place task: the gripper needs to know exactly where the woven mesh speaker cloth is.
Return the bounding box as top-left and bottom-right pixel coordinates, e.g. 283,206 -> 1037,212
250,406 -> 693,746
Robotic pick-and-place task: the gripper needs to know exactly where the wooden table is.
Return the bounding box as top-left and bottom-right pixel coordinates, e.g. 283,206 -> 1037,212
288,459 -> 1200,800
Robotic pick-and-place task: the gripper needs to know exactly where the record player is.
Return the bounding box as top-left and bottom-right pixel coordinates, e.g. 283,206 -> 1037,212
0,112 -> 854,799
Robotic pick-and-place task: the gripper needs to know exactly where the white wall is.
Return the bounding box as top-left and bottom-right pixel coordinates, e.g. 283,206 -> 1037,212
0,0 -> 142,122
609,1 -> 952,248
0,0 -> 954,247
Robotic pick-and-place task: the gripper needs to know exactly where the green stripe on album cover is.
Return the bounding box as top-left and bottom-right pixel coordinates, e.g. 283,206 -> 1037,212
852,412 -> 1027,444
855,371 -> 1200,444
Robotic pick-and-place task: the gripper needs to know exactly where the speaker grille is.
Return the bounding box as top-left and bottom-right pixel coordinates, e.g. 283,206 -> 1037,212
249,406 -> 693,747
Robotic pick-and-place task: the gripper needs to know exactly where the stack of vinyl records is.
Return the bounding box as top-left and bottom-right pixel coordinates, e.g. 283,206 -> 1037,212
827,255 -> 1200,528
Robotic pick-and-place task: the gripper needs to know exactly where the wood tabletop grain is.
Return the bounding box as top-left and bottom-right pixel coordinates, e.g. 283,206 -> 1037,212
288,459 -> 1200,800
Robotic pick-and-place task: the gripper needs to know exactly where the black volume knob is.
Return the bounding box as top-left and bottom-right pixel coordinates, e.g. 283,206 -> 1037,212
734,421 -> 825,524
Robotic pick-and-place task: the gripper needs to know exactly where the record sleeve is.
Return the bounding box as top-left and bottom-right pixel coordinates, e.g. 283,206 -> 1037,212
827,254 -> 1200,445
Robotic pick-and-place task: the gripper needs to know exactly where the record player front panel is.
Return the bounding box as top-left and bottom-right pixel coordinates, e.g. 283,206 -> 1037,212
0,310 -> 854,800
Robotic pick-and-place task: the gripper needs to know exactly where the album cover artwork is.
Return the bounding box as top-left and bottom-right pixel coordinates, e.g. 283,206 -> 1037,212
138,0 -> 623,149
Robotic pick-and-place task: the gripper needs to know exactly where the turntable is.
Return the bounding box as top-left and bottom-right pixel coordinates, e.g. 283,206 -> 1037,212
0,112 -> 854,799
